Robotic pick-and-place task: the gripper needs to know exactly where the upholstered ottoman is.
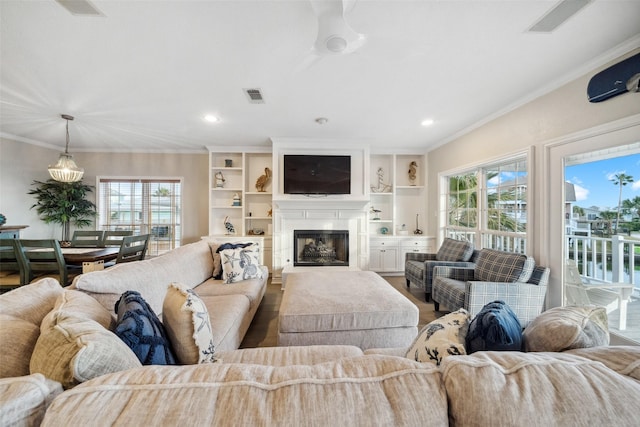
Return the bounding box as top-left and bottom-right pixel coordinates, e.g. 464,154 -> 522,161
277,271 -> 419,349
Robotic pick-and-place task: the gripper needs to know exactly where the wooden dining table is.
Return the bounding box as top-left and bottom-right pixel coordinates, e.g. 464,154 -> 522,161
61,247 -> 120,272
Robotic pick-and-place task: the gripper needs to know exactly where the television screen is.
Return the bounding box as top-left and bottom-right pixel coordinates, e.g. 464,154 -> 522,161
283,155 -> 351,195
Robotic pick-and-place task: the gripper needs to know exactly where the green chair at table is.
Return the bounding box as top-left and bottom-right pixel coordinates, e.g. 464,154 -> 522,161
103,230 -> 133,247
13,239 -> 70,286
116,234 -> 151,264
70,230 -> 106,247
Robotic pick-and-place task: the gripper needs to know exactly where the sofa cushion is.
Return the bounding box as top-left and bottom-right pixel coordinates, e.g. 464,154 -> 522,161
163,283 -> 217,364
218,345 -> 364,366
72,240 -> 215,316
441,351 -> 640,426
474,249 -> 534,283
406,308 -> 469,365
0,374 -> 63,427
41,356 -> 448,426
466,300 -> 522,353
30,290 -> 141,389
114,291 -> 176,365
195,267 -> 267,311
220,243 -> 263,284
436,238 -> 474,262
523,305 -> 609,352
566,346 -> 640,381
199,294 -> 250,353
0,277 -> 63,323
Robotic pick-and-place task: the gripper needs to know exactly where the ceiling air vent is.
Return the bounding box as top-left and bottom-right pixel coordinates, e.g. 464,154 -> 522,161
244,88 -> 265,104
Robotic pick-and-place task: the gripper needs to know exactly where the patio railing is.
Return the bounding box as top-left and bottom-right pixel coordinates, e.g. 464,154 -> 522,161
566,234 -> 639,289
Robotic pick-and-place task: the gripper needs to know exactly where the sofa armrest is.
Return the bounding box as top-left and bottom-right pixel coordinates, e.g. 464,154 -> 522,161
405,252 -> 436,263
465,281 -> 547,326
433,265 -> 475,282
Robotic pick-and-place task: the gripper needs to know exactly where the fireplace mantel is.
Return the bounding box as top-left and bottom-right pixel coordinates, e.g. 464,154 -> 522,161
273,198 -> 369,211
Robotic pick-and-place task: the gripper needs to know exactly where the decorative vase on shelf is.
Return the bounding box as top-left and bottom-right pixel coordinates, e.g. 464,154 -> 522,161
408,161 -> 418,186
0,213 -> 6,226
232,193 -> 241,206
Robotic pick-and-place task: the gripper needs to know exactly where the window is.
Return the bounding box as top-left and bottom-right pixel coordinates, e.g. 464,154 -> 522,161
442,155 -> 528,253
97,178 -> 182,256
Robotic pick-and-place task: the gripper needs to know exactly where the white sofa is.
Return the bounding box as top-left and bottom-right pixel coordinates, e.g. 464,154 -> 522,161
2,277 -> 640,426
69,238 -> 268,352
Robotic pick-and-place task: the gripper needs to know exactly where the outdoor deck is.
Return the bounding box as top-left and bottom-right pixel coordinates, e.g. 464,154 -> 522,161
605,295 -> 640,343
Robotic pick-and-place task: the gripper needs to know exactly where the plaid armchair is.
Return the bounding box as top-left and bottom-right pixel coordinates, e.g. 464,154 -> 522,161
432,248 -> 549,327
404,238 -> 478,302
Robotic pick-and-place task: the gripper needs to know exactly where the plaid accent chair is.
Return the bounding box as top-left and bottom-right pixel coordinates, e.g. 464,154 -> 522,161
404,238 -> 477,302
431,248 -> 549,327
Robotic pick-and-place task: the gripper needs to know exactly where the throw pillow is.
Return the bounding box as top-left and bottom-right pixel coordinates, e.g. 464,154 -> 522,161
208,243 -> 222,279
114,291 -> 177,365
220,243 -> 263,284
406,308 -> 470,365
30,290 -> 141,389
466,300 -> 522,353
523,305 -> 609,352
435,238 -> 474,262
474,249 -> 535,283
213,242 -> 253,279
163,283 -> 217,364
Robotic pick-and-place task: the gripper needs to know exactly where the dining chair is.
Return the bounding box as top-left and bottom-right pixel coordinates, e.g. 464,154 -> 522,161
13,239 -> 69,286
70,230 -> 106,247
103,230 -> 133,247
115,234 -> 151,264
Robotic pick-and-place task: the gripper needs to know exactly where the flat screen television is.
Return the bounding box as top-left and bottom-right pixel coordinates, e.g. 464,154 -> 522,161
283,155 -> 351,195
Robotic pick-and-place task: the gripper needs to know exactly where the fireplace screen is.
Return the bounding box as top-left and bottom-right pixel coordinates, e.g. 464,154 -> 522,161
293,230 -> 349,267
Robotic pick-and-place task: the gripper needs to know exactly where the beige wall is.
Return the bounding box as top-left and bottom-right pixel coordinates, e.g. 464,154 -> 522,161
0,138 -> 209,243
426,48 -> 640,257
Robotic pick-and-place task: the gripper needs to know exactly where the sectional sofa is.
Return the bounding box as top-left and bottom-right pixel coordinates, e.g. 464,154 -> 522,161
1,243 -> 640,426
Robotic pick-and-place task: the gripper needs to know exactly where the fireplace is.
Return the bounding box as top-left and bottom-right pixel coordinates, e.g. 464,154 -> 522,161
293,230 -> 349,267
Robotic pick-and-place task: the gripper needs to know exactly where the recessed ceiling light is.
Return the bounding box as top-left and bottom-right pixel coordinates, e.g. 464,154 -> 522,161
421,119 -> 434,127
204,114 -> 219,123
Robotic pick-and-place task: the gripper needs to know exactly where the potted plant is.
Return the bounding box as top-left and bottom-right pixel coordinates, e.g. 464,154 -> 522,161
28,179 -> 97,244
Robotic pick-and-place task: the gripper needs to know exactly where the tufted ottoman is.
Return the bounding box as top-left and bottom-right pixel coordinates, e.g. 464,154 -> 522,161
277,270 -> 419,349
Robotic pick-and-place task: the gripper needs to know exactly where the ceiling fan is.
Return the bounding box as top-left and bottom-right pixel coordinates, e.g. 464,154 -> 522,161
310,0 -> 365,55
295,0 -> 366,71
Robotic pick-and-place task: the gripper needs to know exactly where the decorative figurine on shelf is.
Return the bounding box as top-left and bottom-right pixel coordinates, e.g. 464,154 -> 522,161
414,213 -> 423,235
255,167 -> 271,192
215,171 -> 226,188
232,193 -> 241,206
371,167 -> 392,193
267,206 -> 272,217
408,161 -> 418,185
370,206 -> 381,220
223,216 -> 235,235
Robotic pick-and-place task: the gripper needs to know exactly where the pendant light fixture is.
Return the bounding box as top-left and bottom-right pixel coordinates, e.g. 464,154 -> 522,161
48,114 -> 84,182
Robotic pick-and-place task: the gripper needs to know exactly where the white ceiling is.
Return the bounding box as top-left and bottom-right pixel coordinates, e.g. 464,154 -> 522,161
1,0 -> 639,153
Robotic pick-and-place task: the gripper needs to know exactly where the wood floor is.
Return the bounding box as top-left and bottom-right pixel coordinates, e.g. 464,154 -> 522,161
239,275 -> 441,348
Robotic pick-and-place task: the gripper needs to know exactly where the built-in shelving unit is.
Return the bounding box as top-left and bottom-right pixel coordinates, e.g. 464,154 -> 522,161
207,147 -> 273,273
367,152 -> 432,274
369,153 -> 425,236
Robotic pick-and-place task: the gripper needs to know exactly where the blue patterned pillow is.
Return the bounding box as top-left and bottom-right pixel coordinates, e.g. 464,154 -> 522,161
466,300 -> 522,353
114,291 -> 176,365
